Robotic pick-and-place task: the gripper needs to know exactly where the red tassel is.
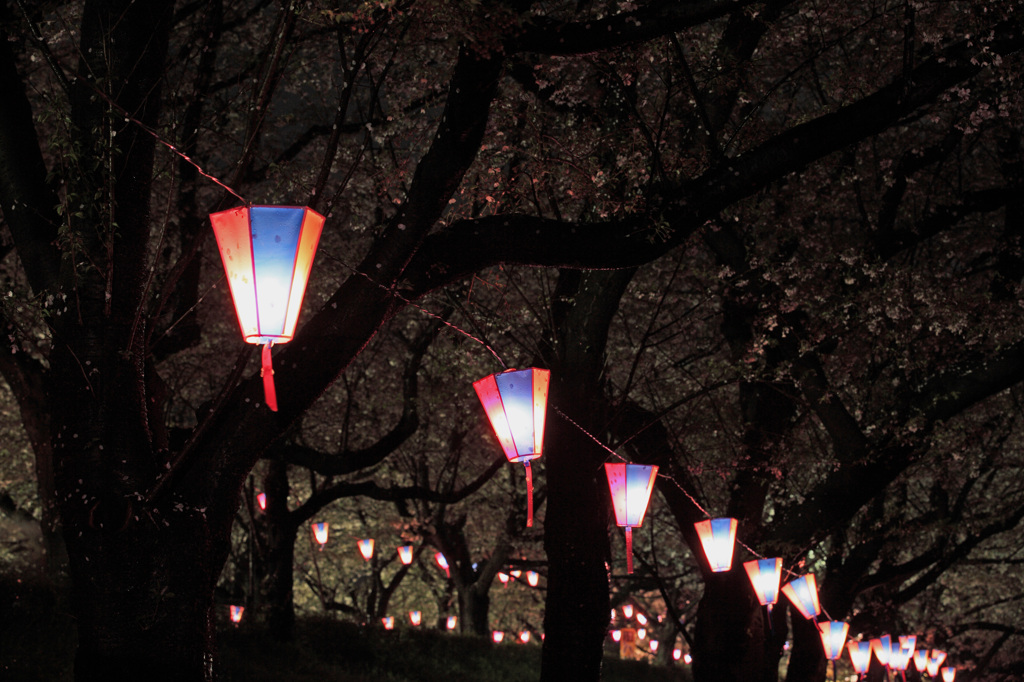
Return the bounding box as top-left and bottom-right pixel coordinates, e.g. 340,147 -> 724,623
525,461 -> 534,527
261,343 -> 278,412
625,526 -> 634,574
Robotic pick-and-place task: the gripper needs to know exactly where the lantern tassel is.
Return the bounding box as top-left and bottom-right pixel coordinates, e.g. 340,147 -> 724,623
625,526 -> 634,574
524,461 -> 534,527
261,343 -> 278,412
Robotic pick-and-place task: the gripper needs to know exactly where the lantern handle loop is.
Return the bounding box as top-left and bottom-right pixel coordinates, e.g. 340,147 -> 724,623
524,461 -> 534,528
261,342 -> 278,412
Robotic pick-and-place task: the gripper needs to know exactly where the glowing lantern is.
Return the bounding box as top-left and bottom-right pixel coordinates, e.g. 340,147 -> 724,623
409,611 -> 422,626
604,463 -> 659,574
498,572 -> 509,586
637,628 -> 647,640
672,648 -> 682,661
398,545 -> 414,565
229,605 -> 244,624
650,640 -> 659,653
636,613 -> 648,626
446,615 -> 457,630
357,538 -> 374,561
694,517 -> 738,572
913,650 -> 929,672
744,558 -> 783,614
820,621 -> 849,659
941,666 -> 956,682
209,205 -> 325,412
683,653 -> 692,664
312,522 -> 329,549
435,552 -> 450,578
492,631 -> 505,643
519,630 -> 531,644
899,635 -> 917,656
474,368 -> 550,527
526,570 -> 539,587
870,635 -> 892,667
622,604 -> 634,619
382,616 -> 394,630
848,641 -> 872,676
256,492 -> 267,511
611,630 -> 622,642
890,647 -> 911,672
781,574 -> 821,620
927,651 -> 947,677
510,569 -> 522,579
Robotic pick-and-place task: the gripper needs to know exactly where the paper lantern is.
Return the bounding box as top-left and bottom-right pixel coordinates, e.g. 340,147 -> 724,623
611,630 -> 622,642
498,571 -> 509,586
492,631 -> 505,643
744,558 -> 783,614
398,545 -> 414,565
672,648 -> 682,661
409,611 -> 422,626
510,569 -> 522,579
781,574 -> 821,620
636,613 -> 648,626
256,492 -> 267,511
357,538 -> 374,561
446,615 -> 457,630
927,651 -> 948,677
526,570 -> 539,586
847,641 -> 872,675
622,603 -> 634,619
899,635 -> 917,656
474,368 -> 550,527
941,666 -> 956,682
229,605 -> 244,624
637,628 -> 647,640
435,552 -> 450,578
913,650 -> 929,672
694,517 -> 738,572
312,522 -> 329,548
604,463 -> 659,574
820,621 -> 849,660
519,630 -> 531,644
890,647 -> 911,671
650,640 -> 659,653
209,205 -> 325,412
382,616 -> 394,630
870,635 -> 892,667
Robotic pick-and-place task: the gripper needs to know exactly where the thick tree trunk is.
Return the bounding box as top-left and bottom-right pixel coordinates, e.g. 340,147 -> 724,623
459,583 -> 492,636
261,461 -> 298,642
691,570 -> 766,682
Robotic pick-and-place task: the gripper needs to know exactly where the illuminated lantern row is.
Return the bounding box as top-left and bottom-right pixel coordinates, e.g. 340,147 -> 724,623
781,574 -> 821,620
474,368 -> 550,527
820,621 -> 849,660
694,517 -> 738,572
604,463 -> 659,574
312,521 -> 329,549
744,558 -> 783,615
358,538 -> 374,561
398,545 -> 414,565
229,605 -> 244,624
209,205 -> 325,412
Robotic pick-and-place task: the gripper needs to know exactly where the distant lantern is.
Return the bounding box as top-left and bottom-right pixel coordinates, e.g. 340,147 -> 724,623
398,545 -> 414,565
604,463 -> 659,574
526,571 -> 539,587
229,605 -> 244,624
409,611 -> 422,626
622,604 -> 634,619
781,574 -> 821,620
510,569 -> 522,579
637,628 -> 647,640
941,667 -> 956,682
636,613 -> 648,626
650,640 -> 659,653
820,621 -> 849,660
744,558 -> 783,614
312,522 -> 329,549
694,517 -> 738,573
673,648 -> 682,661
927,651 -> 948,677
870,636 -> 892,667
357,538 -> 374,561
847,641 -> 872,677
256,492 -> 267,511
519,630 -> 531,644
611,630 -> 622,642
890,647 -> 911,672
382,616 -> 394,630
209,205 -> 325,412
474,368 -> 550,527
913,650 -> 929,672
446,615 -> 458,630
435,552 -> 450,578
899,635 -> 917,657
492,631 -> 505,643
498,572 -> 509,586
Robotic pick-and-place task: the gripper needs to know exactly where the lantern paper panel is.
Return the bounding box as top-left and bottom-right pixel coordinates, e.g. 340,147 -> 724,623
744,558 -> 783,613
694,517 -> 738,572
927,651 -> 948,676
870,635 -> 892,667
209,205 -> 325,412
473,368 -> 550,527
913,650 -> 929,672
899,635 -> 917,657
848,641 -> 872,675
605,462 -> 659,574
781,574 -> 821,620
820,621 -> 849,660
256,492 -> 267,511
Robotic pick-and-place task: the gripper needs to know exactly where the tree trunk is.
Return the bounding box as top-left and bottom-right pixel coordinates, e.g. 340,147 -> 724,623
691,570 -> 766,682
459,582 -> 492,636
261,461 -> 298,641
